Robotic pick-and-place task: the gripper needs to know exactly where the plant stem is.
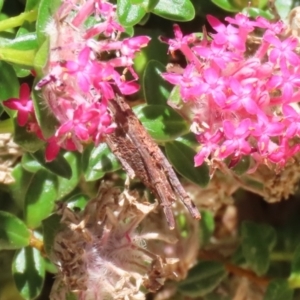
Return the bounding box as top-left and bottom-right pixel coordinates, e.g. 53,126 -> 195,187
198,250 -> 270,287
0,10 -> 37,32
29,230 -> 46,256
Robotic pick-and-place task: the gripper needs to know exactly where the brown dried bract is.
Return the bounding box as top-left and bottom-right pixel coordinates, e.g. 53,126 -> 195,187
105,96 -> 200,229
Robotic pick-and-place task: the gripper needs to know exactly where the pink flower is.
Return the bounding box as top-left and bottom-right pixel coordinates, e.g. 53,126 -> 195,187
219,119 -> 252,159
263,33 -> 299,70
4,83 -> 33,126
34,0 -> 149,159
162,13 -> 300,171
63,47 -> 93,93
207,15 -> 246,52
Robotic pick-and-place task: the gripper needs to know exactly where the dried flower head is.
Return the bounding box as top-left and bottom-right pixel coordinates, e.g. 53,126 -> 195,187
50,186 -> 188,300
0,133 -> 22,184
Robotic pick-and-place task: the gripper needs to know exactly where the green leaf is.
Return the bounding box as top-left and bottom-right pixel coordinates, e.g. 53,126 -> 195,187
264,279 -> 294,300
274,0 -> 292,20
0,48 -> 36,67
232,156 -> 250,175
211,0 -> 240,12
178,261 -> 227,297
42,214 -> 62,257
31,83 -> 58,139
9,164 -> 34,209
134,104 -> 189,142
242,7 -> 273,19
14,119 -> 45,153
117,0 -> 146,27
57,152 -> 81,200
152,0 -> 195,21
82,143 -> 121,181
33,39 -> 49,76
288,244 -> 300,288
36,0 -> 62,45
44,257 -> 58,274
66,194 -> 89,211
12,247 -> 45,300
241,221 -> 276,276
0,61 -> 19,102
143,60 -> 172,105
199,210 -> 215,246
24,169 -> 58,228
0,33 -> 37,50
31,149 -> 72,179
0,211 -> 30,250
25,0 -> 40,11
21,153 -> 43,173
165,138 -> 210,187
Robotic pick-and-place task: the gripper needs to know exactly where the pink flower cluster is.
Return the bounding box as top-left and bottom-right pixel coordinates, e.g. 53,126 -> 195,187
162,14 -> 300,170
4,0 -> 149,161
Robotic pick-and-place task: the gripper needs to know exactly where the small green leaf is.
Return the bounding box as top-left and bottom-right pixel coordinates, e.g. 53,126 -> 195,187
241,221 -> 276,276
117,0 -> 146,27
21,153 -> 42,173
33,40 -> 49,76
211,0 -> 240,12
31,84 -> 58,138
274,0 -> 292,20
264,279 -> 294,300
31,149 -> 72,179
66,194 -> 89,211
0,61 -> 19,102
26,0 -> 40,11
242,7 -> 273,19
57,152 -> 81,200
12,247 -> 45,300
0,48 -> 35,67
42,214 -> 62,257
178,261 -> 227,297
152,0 -> 195,21
42,214 -> 64,257
82,143 -> 121,181
165,139 -> 209,187
24,169 -> 58,228
14,119 -> 45,153
134,104 -> 189,142
143,60 -> 172,105
199,210 -> 215,246
0,33 -> 37,50
232,156 -> 250,175
9,164 -> 34,209
44,257 -> 58,274
0,211 -> 30,250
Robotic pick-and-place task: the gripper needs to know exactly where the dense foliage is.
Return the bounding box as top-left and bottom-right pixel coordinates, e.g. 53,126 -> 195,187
1,0 -> 300,299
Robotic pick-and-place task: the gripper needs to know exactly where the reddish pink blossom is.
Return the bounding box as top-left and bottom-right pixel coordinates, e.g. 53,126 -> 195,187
207,15 -> 246,51
34,0 -> 149,160
162,13 -> 300,171
4,83 -> 34,126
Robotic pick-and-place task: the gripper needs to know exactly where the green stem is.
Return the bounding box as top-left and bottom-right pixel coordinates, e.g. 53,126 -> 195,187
0,10 -> 37,32
0,118 -> 14,134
